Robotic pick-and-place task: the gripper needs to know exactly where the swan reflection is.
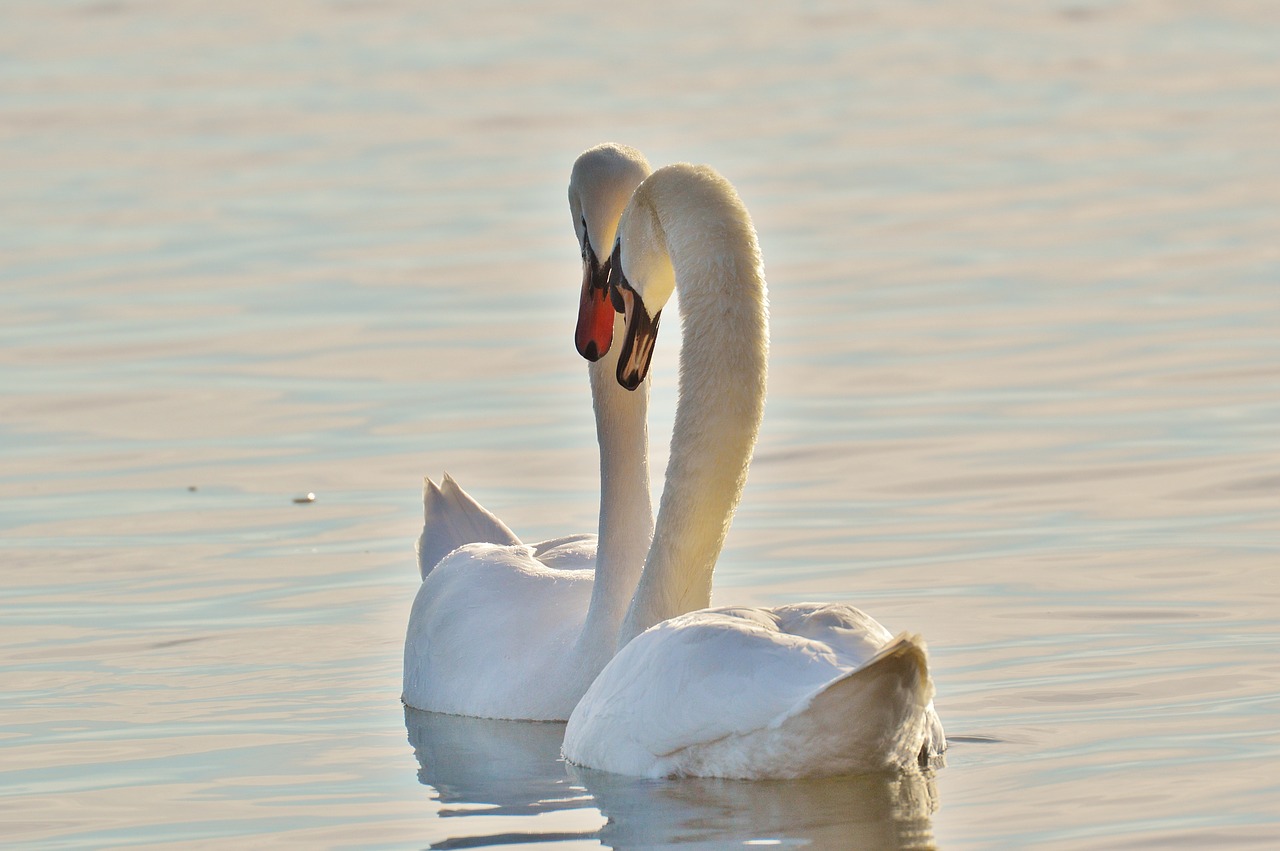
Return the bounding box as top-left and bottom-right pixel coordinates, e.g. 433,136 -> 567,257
405,707 -> 938,849
405,706 -> 584,817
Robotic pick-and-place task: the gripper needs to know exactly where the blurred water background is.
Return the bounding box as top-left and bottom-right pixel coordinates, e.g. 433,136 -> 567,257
2,1 -> 1278,848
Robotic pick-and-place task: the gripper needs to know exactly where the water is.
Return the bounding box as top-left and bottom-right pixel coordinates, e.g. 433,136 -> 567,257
2,1 -> 1278,847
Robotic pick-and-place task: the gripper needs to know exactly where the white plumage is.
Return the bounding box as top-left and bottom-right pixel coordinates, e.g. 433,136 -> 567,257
402,144 -> 654,721
564,163 -> 946,777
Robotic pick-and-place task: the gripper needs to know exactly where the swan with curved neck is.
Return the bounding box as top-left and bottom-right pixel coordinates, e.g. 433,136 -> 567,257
609,164 -> 770,645
563,163 -> 946,778
402,143 -> 654,721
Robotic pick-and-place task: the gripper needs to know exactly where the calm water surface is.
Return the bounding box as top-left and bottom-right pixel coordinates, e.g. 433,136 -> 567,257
2,1 -> 1278,848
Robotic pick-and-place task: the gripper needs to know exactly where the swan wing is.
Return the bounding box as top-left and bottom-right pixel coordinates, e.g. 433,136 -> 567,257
530,533 -> 598,568
417,474 -> 522,578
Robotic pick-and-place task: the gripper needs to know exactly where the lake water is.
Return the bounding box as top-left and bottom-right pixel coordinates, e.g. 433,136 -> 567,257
3,1 -> 1278,848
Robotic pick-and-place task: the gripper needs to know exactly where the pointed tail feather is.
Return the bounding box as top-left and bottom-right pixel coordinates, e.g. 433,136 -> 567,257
417,474 -> 522,578
805,633 -> 933,709
856,635 -> 946,765
784,633 -> 938,772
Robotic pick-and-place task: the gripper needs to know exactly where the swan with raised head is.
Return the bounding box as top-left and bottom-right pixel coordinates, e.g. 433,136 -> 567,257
402,143 -> 654,720
562,163 -> 946,778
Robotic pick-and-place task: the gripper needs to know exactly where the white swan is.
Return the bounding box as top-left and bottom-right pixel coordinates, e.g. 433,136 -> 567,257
402,143 -> 654,721
562,163 -> 947,778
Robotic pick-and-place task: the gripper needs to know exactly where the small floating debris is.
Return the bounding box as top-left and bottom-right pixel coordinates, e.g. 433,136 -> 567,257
293,492 -> 317,504
187,485 -> 198,492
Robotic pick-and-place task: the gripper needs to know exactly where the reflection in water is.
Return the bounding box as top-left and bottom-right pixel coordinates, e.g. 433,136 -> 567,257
582,768 -> 938,851
405,707 -> 938,849
405,707 -> 585,818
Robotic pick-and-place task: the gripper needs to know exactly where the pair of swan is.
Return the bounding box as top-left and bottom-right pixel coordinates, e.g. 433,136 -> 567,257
403,143 -> 945,778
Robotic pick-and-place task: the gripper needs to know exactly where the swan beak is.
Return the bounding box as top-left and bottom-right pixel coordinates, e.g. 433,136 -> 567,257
574,245 -> 614,362
614,282 -> 661,391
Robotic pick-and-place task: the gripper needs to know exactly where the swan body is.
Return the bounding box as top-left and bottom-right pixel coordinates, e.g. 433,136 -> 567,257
566,604 -> 944,778
563,164 -> 945,777
402,144 -> 654,721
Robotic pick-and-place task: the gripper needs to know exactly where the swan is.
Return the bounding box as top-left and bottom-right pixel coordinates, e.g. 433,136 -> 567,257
402,143 -> 654,720
562,163 -> 947,778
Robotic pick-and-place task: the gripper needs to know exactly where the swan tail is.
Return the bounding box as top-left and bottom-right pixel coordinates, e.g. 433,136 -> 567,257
782,633 -> 940,773
417,473 -> 522,578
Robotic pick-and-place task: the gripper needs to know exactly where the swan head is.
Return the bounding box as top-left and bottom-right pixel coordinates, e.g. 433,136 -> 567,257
611,163 -> 761,390
614,162 -> 754,390
569,144 -> 651,362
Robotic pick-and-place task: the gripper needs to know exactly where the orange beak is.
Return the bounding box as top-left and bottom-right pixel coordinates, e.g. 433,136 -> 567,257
574,245 -> 614,361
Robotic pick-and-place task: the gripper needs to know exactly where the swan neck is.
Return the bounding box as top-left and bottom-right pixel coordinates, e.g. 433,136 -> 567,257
619,200 -> 768,646
577,317 -> 654,652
